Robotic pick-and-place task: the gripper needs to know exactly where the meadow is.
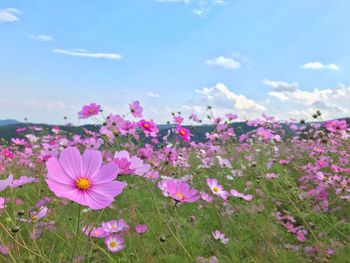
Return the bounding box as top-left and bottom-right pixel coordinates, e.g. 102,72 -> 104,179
0,102 -> 349,263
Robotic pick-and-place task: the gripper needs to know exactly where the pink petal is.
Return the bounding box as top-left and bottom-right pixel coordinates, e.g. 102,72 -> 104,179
82,150 -> 102,178
59,147 -> 82,179
46,157 -> 74,184
90,162 -> 118,184
84,190 -> 115,210
91,181 -> 126,198
46,179 -> 75,198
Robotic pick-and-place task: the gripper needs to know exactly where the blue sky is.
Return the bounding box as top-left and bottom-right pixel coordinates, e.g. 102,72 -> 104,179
1,0 -> 350,124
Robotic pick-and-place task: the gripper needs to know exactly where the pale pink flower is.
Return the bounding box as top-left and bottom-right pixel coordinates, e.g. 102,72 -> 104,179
105,235 -> 125,253
46,147 -> 126,210
129,101 -> 143,118
114,150 -> 150,176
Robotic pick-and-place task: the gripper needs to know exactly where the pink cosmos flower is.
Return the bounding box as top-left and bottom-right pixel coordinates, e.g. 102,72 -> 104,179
173,116 -> 184,124
11,176 -> 39,188
200,192 -> 214,202
225,113 -> 238,121
114,151 -> 150,176
45,147 -> 126,210
325,120 -> 348,133
137,119 -> 159,137
102,219 -> 128,233
1,149 -> 13,159
159,179 -> 200,203
176,125 -> 191,143
0,174 -> 13,192
129,101 -> 143,118
190,113 -> 200,123
84,137 -> 104,150
0,197 -> 5,209
21,206 -> 48,223
105,235 -> 125,253
135,224 -> 148,234
206,178 -> 229,200
11,138 -> 26,145
230,189 -> 253,201
78,103 -> 101,119
87,227 -> 108,238
212,230 -> 229,244
265,173 -> 279,179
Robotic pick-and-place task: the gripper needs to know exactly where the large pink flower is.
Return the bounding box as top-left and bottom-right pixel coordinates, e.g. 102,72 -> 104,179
46,147 -> 126,210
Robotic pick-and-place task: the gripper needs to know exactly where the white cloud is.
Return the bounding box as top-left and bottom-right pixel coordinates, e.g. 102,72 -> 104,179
53,49 -> 122,60
302,61 -> 340,70
196,83 -> 266,113
267,83 -> 350,120
0,8 -> 22,22
206,56 -> 241,69
147,92 -> 160,98
263,79 -> 299,92
28,34 -> 54,42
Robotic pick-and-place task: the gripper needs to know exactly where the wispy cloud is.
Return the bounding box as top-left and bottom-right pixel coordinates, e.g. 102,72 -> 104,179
53,49 -> 122,60
28,34 -> 54,42
157,0 -> 224,16
147,91 -> 160,98
0,8 -> 22,22
263,79 -> 299,92
302,61 -> 340,70
157,0 -> 191,3
206,56 -> 241,69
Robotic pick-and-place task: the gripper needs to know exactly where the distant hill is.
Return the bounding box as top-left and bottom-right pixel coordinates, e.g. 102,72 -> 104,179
0,119 -> 18,126
0,118 -> 349,143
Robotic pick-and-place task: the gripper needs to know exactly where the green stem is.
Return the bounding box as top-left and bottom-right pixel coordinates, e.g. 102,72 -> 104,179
70,205 -> 81,262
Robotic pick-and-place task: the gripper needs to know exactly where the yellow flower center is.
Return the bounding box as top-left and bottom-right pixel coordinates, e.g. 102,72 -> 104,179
175,192 -> 185,200
31,216 -> 38,221
109,241 -> 118,248
213,187 -> 219,192
143,123 -> 150,128
179,130 -> 186,136
76,177 -> 91,190
88,108 -> 95,114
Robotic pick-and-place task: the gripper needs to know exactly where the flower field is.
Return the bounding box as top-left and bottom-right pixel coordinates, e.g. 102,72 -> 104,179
0,102 -> 349,262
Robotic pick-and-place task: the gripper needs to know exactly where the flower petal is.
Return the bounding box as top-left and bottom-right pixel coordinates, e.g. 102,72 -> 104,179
82,149 -> 102,178
59,147 -> 82,179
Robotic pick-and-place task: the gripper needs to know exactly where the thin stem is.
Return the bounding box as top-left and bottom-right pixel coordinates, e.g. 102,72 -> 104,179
70,205 -> 81,261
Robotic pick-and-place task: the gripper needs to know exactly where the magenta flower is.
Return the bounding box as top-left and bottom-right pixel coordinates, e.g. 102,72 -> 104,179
45,147 -> 126,210
137,119 -> 159,137
176,125 -> 191,143
105,235 -> 125,253
0,197 -> 5,209
0,174 -> 13,192
135,224 -> 148,234
78,103 -> 101,119
159,179 -> 200,203
114,151 -> 150,176
129,101 -> 143,118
